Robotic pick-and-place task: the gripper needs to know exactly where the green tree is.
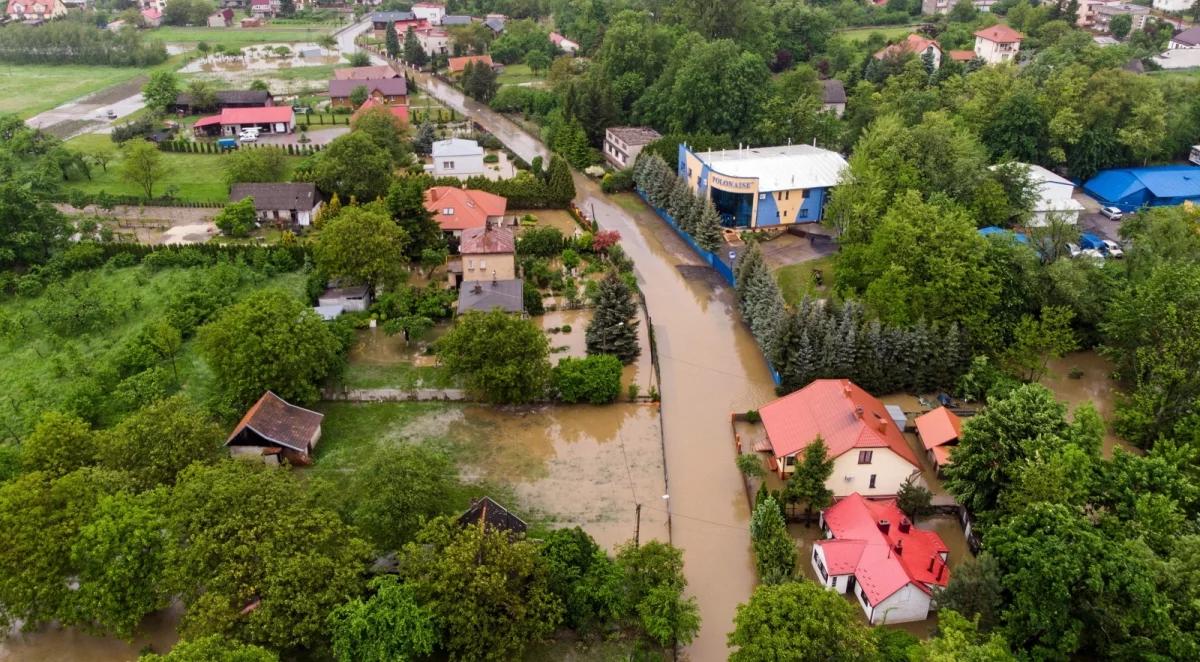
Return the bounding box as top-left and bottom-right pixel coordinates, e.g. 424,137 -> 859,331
693,196 -> 724,251
400,518 -> 562,661
352,105 -> 412,165
462,60 -> 499,103
614,540 -> 700,646
782,436 -> 834,523
539,527 -> 625,631
386,177 -> 445,260
728,581 -> 878,661
936,552 -> 1005,633
327,577 -> 436,662
70,491 -> 173,638
198,289 -> 344,410
749,495 -> 795,584
546,155 -> 576,204
97,395 -> 221,490
915,609 -> 1016,661
214,197 -> 257,237
120,139 -> 167,198
736,453 -> 766,479
403,27 -> 428,67
223,147 -> 289,186
313,131 -> 394,202
349,84 -> 370,108
551,355 -> 623,404
1001,305 -> 1077,382
339,445 -> 456,552
525,49 -> 550,75
142,71 -> 180,112
385,21 -> 402,57
1109,13 -> 1132,40
437,310 -> 551,403
0,182 -> 70,269
314,205 -> 408,291
184,79 -> 218,113
412,121 -> 436,155
20,411 -> 97,476
139,635 -> 278,662
896,475 -> 933,520
142,318 -> 183,385
167,461 -> 371,650
585,272 -> 640,363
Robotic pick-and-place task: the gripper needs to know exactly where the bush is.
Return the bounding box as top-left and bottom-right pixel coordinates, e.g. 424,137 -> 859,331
601,169 -> 635,194
483,153 -> 499,164
523,281 -> 545,315
517,226 -> 565,258
552,355 -> 623,404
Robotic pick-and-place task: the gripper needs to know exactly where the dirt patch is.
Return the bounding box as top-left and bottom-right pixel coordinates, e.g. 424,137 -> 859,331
512,208 -> 583,236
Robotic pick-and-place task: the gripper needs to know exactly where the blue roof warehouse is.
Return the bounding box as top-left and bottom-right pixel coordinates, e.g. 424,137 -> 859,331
1083,165 -> 1200,211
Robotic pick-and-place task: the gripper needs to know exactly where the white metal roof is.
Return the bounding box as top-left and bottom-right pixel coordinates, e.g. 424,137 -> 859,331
696,144 -> 848,192
432,138 -> 484,158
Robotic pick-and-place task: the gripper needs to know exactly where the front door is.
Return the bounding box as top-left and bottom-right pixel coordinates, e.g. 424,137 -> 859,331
846,575 -> 856,594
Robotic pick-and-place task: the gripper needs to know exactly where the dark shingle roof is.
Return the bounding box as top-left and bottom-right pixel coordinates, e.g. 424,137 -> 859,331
821,79 -> 846,105
442,14 -> 471,25
483,17 -> 504,32
229,183 -> 320,212
175,89 -> 273,107
1173,26 -> 1200,47
457,278 -> 524,314
225,391 -> 323,453
458,496 -> 528,534
328,77 -> 408,98
606,126 -> 662,146
372,11 -> 414,22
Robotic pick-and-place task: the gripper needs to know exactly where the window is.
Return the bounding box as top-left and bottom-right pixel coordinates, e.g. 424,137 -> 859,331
479,260 -> 487,270
467,259 -> 474,270
857,450 -> 873,464
442,161 -> 455,169
785,456 -> 796,466
442,208 -> 454,215
869,474 -> 877,489
831,576 -> 837,588
860,587 -> 870,607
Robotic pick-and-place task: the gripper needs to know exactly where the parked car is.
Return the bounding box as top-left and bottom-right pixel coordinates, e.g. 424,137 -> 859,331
1066,242 -> 1081,258
1100,206 -> 1123,221
1101,239 -> 1124,259
105,109 -> 117,119
238,129 -> 259,142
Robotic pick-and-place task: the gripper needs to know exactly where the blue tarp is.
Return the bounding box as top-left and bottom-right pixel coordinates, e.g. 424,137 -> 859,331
978,226 -> 1029,244
1083,165 -> 1200,211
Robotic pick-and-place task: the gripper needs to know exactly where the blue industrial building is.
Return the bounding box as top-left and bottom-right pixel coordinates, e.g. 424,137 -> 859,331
1083,165 -> 1200,211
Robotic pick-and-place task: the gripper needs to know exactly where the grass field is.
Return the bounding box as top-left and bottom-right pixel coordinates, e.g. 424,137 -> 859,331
151,23 -> 340,49
837,24 -> 921,43
774,255 -> 837,306
338,363 -> 459,390
63,134 -> 304,203
497,63 -> 545,87
0,64 -> 145,118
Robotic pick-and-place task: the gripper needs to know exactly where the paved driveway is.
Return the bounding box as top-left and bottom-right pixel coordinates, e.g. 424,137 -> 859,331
256,126 -> 348,146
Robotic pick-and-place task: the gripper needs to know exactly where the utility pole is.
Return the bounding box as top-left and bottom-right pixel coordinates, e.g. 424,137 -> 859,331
634,502 -> 642,547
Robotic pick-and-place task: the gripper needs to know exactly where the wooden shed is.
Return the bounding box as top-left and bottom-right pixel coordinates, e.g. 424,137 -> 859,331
225,391 -> 324,466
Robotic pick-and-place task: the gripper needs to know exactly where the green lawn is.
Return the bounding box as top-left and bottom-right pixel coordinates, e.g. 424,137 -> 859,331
0,64 -> 143,118
337,362 -> 460,390
837,24 -> 921,43
774,255 -> 837,306
497,63 -> 545,86
64,134 -> 304,203
151,24 -> 341,49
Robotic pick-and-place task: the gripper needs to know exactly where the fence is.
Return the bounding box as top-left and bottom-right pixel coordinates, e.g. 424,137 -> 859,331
159,140 -> 324,156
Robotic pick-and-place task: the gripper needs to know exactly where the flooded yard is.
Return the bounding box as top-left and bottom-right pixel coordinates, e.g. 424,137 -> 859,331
539,307 -> 655,395
0,605 -> 181,661
1039,350 -> 1134,456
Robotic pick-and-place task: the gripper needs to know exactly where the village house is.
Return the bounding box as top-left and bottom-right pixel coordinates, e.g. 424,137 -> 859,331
334,64 -> 403,80
758,379 -> 923,497
483,14 -> 505,33
821,80 -> 846,118
1170,25 -> 1200,49
207,8 -> 234,27
327,77 -> 408,108
411,1 -> 444,25
874,33 -> 942,69
6,0 -> 66,20
448,54 -> 495,74
424,186 -> 507,238
431,138 -> 485,177
457,223 -> 515,284
229,183 -> 322,227
973,25 -> 1022,64
192,106 -> 294,137
351,97 -> 410,125
458,496 -> 528,535
457,278 -> 524,314
442,14 -> 471,26
171,89 -> 273,114
249,0 -> 275,18
812,493 -> 952,624
603,126 -> 662,170
1154,0 -> 1191,11
140,7 -> 161,26
550,31 -> 579,54
416,27 -> 451,56
1093,3 -> 1150,34
914,407 -> 963,475
225,391 -> 325,466
371,10 -> 424,38
921,0 -> 996,13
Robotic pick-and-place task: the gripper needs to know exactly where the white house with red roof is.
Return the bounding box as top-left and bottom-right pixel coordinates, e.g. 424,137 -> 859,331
759,379 -> 923,497
873,34 -> 942,70
192,106 -> 295,137
411,1 -> 444,25
812,492 -> 951,624
424,186 -> 507,238
7,0 -> 66,20
973,24 -> 1022,65
549,31 -> 579,54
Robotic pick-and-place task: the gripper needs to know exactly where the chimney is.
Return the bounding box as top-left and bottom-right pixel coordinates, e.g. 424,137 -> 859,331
877,519 -> 890,534
843,382 -> 852,396
876,416 -> 887,433
894,539 -> 903,555
855,406 -> 864,419
899,517 -> 911,533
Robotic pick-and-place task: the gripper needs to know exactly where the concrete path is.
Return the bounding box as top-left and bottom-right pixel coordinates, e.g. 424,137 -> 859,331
26,79 -> 148,140
409,74 -> 778,660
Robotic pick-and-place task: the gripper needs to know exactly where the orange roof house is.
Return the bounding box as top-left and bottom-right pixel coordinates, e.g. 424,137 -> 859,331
811,493 -> 951,624
914,407 -> 962,473
351,97 -> 410,125
973,24 -> 1023,65
759,379 -> 922,497
424,186 -> 507,236
448,54 -> 494,74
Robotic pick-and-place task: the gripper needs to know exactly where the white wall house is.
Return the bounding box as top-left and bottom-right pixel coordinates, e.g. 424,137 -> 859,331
1154,0 -> 1192,12
603,126 -> 662,170
417,28 -> 451,55
974,24 -> 1023,64
411,1 -> 444,25
432,138 -> 485,177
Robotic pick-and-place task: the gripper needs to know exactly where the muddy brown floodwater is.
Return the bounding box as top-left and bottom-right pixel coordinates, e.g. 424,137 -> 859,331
0,606 -> 181,662
1038,350 -> 1136,457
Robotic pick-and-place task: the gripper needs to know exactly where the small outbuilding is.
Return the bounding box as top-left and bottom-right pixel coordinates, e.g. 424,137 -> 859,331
1083,165 -> 1200,211
225,391 -> 324,466
229,182 -> 322,227
914,406 -> 962,474
458,496 -> 528,535
431,138 -> 485,177
318,284 -> 372,312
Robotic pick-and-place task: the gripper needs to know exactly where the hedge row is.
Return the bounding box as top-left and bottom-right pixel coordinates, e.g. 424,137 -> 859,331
51,191 -> 224,209
159,140 -> 324,156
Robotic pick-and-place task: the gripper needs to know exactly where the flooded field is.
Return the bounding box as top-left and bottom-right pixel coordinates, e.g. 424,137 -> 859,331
0,606 -> 181,662
177,43 -> 338,73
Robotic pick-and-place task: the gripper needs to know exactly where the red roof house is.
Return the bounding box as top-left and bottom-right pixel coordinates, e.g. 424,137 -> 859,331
873,34 -> 943,69
811,492 -> 951,624
973,24 -> 1023,65
759,379 -> 921,496
424,186 -> 507,236
448,54 -> 494,73
192,106 -> 295,137
225,391 -> 324,466
914,407 -> 962,473
351,97 -> 410,125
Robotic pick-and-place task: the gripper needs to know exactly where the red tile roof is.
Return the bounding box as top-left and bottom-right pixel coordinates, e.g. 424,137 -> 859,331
424,187 -> 507,232
975,24 -> 1023,43
915,407 -> 962,451
817,493 -> 951,605
200,106 -> 293,126
874,33 -> 941,60
948,50 -> 976,62
448,54 -> 493,73
351,97 -> 410,125
459,224 -> 514,254
759,379 -> 920,466
225,391 -> 324,454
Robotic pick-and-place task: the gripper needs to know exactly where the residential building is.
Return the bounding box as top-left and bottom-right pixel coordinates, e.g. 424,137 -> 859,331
921,0 -> 997,12
229,183 -> 322,227
249,0 -> 274,18
758,379 -> 923,497
225,391 -> 324,466
411,1 -> 444,25
240,16 -> 263,27
973,24 -> 1022,64
483,14 -> 505,33
914,407 -> 962,474
550,31 -> 579,54
442,14 -> 471,26
334,65 -> 403,80
371,11 -> 421,38
1154,0 -> 1191,11
191,106 -> 295,136
812,493 -> 951,624
1083,165 -> 1200,211
458,224 -> 516,283
821,79 -> 847,118
207,9 -> 233,26
171,89 -> 273,114
6,0 -> 66,20
1170,25 -> 1200,48
874,33 -> 942,69
424,186 -> 508,237
416,27 -> 451,55
1076,0 -> 1109,27
947,49 -> 976,63
458,496 -> 528,535
678,143 -> 848,228
448,54 -> 494,74
318,284 -> 372,312
328,77 -> 408,108
1093,3 -> 1150,34
432,138 -> 485,177
351,97 -> 410,125
457,278 -> 524,314
603,126 -> 662,169
140,7 -> 161,26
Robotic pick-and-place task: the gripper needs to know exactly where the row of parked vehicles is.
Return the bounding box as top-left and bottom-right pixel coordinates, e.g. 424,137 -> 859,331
1069,232 -> 1123,259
